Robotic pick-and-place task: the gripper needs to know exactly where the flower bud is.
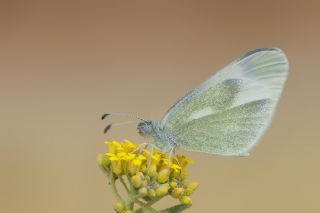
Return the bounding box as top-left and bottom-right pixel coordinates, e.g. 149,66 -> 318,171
184,188 -> 192,196
97,154 -> 110,174
157,169 -> 169,183
144,175 -> 150,181
187,182 -> 199,192
155,184 -> 169,197
114,201 -> 125,212
179,169 -> 188,180
97,154 -> 104,166
179,196 -> 192,205
148,189 -> 156,198
147,164 -> 157,177
169,181 -> 177,188
139,187 -> 148,197
141,180 -> 148,187
137,172 -> 144,178
128,162 -> 139,175
131,175 -> 142,188
112,161 -> 122,176
171,187 -> 184,198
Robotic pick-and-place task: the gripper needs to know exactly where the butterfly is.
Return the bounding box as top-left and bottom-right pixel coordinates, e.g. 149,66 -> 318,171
102,48 -> 289,157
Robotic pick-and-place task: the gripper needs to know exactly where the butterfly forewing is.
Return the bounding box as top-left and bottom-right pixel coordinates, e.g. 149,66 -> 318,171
161,48 -> 288,156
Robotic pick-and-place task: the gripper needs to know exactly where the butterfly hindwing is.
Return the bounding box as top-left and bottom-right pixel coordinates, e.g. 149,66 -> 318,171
171,99 -> 271,155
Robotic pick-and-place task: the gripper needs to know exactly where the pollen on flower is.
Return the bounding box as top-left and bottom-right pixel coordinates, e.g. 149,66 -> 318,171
98,139 -> 198,212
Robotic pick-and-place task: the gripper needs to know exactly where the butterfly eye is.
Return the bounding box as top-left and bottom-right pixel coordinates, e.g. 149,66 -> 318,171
137,121 -> 153,136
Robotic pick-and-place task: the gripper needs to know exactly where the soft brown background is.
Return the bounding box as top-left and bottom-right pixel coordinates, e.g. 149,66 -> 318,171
1,1 -> 319,212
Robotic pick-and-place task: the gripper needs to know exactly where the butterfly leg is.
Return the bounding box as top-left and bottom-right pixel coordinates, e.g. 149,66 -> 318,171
167,146 -> 183,177
172,148 -> 182,167
130,142 -> 150,154
146,145 -> 154,170
146,144 -> 162,170
167,146 -> 177,170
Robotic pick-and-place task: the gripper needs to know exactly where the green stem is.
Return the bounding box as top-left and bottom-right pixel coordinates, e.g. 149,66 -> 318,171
120,174 -> 147,206
144,196 -> 164,208
136,199 -> 147,206
110,172 -> 124,203
126,175 -> 138,210
159,204 -> 191,213
134,196 -> 165,213
135,204 -> 190,213
135,206 -> 158,213
120,176 -> 130,193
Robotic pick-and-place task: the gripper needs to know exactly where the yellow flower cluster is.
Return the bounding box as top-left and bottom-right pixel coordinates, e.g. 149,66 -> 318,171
98,139 -> 199,213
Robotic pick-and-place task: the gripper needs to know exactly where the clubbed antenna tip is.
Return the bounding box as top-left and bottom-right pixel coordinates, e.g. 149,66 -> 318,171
104,124 -> 112,134
101,113 -> 110,120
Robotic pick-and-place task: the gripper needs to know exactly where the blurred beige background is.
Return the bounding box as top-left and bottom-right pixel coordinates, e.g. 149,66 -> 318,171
1,1 -> 319,212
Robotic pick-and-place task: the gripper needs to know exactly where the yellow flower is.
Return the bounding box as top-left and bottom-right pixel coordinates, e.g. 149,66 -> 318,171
123,139 -> 136,152
135,155 -> 147,165
170,163 -> 182,172
105,153 -> 123,176
105,152 -> 118,161
123,153 -> 136,161
104,141 -> 124,154
175,155 -> 193,168
128,155 -> 146,175
98,139 -> 198,212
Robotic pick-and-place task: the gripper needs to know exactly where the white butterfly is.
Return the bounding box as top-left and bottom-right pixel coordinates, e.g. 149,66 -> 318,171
104,48 -> 289,157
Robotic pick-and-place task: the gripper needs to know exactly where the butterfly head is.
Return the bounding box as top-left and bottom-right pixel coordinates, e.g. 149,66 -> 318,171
137,120 -> 154,136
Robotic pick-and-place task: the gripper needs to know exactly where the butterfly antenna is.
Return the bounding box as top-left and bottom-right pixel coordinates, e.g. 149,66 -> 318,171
101,112 -> 146,134
103,120 -> 139,134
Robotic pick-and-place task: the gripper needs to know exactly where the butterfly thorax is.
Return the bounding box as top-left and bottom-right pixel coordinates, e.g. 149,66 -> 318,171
137,120 -> 176,153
